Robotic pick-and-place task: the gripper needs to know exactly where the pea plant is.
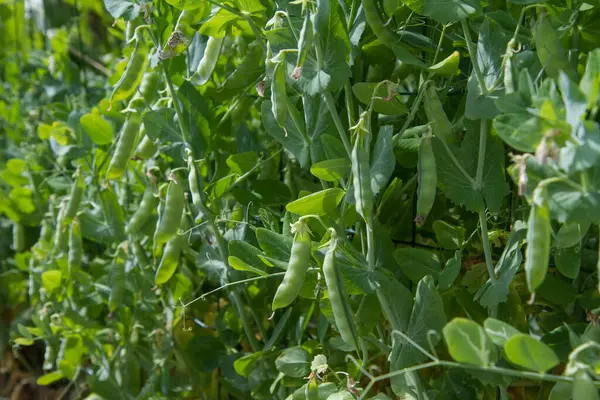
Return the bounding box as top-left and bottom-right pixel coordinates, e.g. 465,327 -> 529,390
3,0 -> 600,398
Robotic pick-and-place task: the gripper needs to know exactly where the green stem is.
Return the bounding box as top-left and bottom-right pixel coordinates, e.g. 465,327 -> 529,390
475,119 -> 488,189
479,209 -> 497,283
243,12 -> 267,52
461,20 -> 487,95
162,63 -> 191,145
324,91 -> 353,158
344,80 -> 357,128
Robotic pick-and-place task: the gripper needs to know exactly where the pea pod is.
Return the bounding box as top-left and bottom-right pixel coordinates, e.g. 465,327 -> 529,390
134,132 -> 157,159
415,134 -> 437,225
131,239 -> 150,270
323,229 -> 357,350
109,28 -> 149,105
271,61 -> 288,128
126,186 -> 158,235
12,222 -> 25,252
64,172 -> 84,223
139,71 -> 161,103
525,188 -> 550,292
272,220 -> 311,310
361,0 -> 398,48
106,113 -> 142,180
155,215 -> 187,285
154,180 -> 185,248
293,13 -> 313,79
109,244 -> 127,312
428,51 -> 460,76
351,132 -> 373,220
504,40 -> 517,95
188,155 -> 209,218
68,217 -> 83,276
54,200 -> 68,254
193,36 -> 224,85
423,83 -> 453,143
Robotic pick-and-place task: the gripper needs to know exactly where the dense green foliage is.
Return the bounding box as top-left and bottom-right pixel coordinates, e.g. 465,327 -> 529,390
3,0 -> 600,398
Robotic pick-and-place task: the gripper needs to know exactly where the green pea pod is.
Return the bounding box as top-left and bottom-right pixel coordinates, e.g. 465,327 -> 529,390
131,239 -> 150,270
12,222 -> 25,253
139,71 -> 161,103
109,29 -> 149,105
323,229 -> 357,350
134,133 -> 157,159
271,61 -> 288,128
126,186 -> 158,234
109,244 -> 127,312
64,172 -> 84,223
194,36 -> 224,85
68,217 -> 83,276
155,215 -> 187,285
272,220 -> 311,310
106,113 -> 142,180
525,188 -> 550,292
423,83 -> 453,143
415,135 -> 437,225
428,51 -> 460,76
504,40 -> 517,95
54,200 -> 68,254
154,180 -> 185,248
351,134 -> 373,220
293,13 -> 313,79
361,0 -> 398,48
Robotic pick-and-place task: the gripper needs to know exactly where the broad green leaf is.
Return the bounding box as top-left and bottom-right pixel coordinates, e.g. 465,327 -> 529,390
534,17 -> 576,81
580,49 -> 600,109
143,109 -> 181,143
484,318 -> 521,347
261,100 -> 310,167
165,0 -> 203,10
228,240 -> 268,275
438,252 -> 461,291
536,274 -> 577,305
37,370 -> 65,386
103,0 -> 139,20
234,352 -> 264,378
443,318 -> 496,366
41,270 -> 62,293
390,276 -> 446,393
256,228 -> 293,262
275,346 -> 311,378
375,273 -> 413,332
352,82 -> 408,115
402,0 -> 481,24
465,19 -> 506,120
558,72 -> 587,130
326,391 -> 354,400
493,112 -> 544,152
549,382 -> 572,400
394,247 -> 441,282
432,123 -> 508,213
555,221 -> 590,248
80,108 -> 113,145
297,0 -> 351,95
433,220 -> 465,250
504,334 -> 559,372
554,245 -> 581,279
227,152 -> 258,175
370,126 -> 395,197
286,188 -> 345,216
573,372 -> 600,400
310,158 -> 350,182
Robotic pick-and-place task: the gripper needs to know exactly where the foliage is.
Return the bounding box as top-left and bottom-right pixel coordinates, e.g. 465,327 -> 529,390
3,0 -> 600,399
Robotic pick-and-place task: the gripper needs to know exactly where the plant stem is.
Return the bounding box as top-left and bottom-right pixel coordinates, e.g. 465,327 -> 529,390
479,209 -> 497,283
461,20 -> 488,95
475,119 -> 488,189
324,91 -> 353,158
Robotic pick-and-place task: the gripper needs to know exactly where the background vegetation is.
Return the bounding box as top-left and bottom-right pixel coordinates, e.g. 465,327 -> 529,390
2,0 -> 600,399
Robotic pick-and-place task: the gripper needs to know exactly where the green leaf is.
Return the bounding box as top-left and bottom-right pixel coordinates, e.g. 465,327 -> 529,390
555,221 -> 590,248
352,82 -> 408,115
143,109 -> 181,143
504,334 -> 559,372
534,17 -> 577,81
580,49 -> 600,109
394,247 -> 441,283
375,273 -> 413,332
37,370 -> 65,386
80,108 -> 113,145
41,270 -> 62,293
433,220 -> 465,250
438,252 -> 461,291
233,352 -> 264,378
228,240 -> 268,275
402,0 -> 481,24
275,346 -> 311,378
493,112 -> 544,152
286,188 -> 345,216
165,0 -> 203,10
554,245 -> 581,279
465,18 -> 506,120
390,276 -> 446,393
227,152 -> 258,175
484,318 -> 521,347
297,0 -> 351,95
103,0 -> 139,20
370,126 -> 395,197
310,158 -> 350,182
443,318 -> 496,367
573,372 -> 600,400
432,123 -> 508,213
